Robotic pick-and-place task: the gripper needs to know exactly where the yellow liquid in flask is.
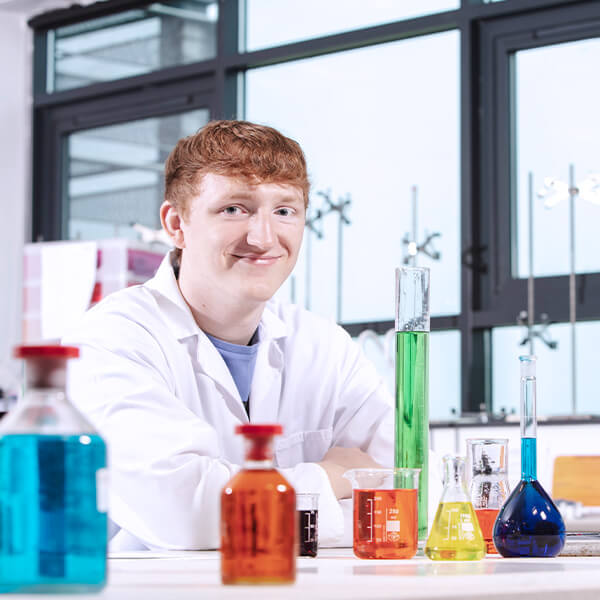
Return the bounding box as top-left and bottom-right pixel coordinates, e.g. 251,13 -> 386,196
425,502 -> 486,561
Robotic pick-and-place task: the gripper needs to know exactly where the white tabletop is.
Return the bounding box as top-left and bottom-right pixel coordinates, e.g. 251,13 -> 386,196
5,548 -> 600,600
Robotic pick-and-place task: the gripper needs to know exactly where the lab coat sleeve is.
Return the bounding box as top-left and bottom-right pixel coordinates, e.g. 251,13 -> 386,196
278,462 -> 346,546
275,322 -> 395,548
301,329 -> 394,547
65,315 -> 238,551
331,327 -> 396,467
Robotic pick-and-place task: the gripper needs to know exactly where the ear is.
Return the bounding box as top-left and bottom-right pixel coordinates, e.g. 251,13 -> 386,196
160,201 -> 186,249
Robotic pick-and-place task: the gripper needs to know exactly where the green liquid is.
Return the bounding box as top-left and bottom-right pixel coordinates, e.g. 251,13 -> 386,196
395,331 -> 429,540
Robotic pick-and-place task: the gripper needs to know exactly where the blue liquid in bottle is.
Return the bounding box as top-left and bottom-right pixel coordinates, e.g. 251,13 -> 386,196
0,434 -> 107,592
493,357 -> 565,558
0,345 -> 108,592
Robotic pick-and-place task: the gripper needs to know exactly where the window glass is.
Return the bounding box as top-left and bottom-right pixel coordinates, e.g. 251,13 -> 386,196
243,0 -> 459,52
492,321 -> 600,417
355,329 -> 460,421
246,31 -> 460,323
49,1 -> 218,92
66,108 -> 210,240
513,38 -> 600,279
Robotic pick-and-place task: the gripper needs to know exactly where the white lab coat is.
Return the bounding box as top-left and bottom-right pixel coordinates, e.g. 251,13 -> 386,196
64,252 -> 395,550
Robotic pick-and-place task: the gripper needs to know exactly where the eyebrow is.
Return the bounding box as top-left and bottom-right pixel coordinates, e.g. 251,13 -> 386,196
224,192 -> 304,205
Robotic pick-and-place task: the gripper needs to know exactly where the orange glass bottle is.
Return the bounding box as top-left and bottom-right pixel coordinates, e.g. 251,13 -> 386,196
221,424 -> 296,585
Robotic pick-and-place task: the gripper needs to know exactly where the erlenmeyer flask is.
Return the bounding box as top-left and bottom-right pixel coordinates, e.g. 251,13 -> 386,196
425,455 -> 486,561
493,356 -> 565,558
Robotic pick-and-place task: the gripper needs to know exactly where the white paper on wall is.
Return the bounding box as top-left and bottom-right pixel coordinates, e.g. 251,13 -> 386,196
40,241 -> 97,340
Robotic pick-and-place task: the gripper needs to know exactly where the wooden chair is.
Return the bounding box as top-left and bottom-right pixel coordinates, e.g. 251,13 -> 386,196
553,456 -> 600,506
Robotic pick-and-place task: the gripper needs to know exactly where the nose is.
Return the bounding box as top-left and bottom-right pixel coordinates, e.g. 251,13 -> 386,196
246,211 -> 275,249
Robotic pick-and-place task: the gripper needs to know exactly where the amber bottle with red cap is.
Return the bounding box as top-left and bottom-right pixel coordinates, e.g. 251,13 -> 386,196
220,424 -> 296,584
0,345 -> 107,592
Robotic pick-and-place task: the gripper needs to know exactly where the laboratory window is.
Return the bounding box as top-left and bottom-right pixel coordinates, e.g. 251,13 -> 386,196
246,30 -> 460,323
491,321 -> 600,417
45,0 -> 218,93
66,109 -> 209,241
512,38 -> 600,279
243,0 -> 459,52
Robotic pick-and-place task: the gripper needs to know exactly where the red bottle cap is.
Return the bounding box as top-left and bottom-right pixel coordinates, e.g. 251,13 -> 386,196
14,345 -> 80,359
235,424 -> 283,436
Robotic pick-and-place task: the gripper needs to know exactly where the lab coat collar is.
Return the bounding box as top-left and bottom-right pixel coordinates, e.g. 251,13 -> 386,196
145,252 -> 290,420
145,252 -> 200,341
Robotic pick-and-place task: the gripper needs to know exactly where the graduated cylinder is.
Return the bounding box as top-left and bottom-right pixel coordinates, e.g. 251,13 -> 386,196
394,267 -> 430,540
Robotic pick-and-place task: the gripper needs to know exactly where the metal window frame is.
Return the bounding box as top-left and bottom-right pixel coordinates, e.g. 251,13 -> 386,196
478,0 -> 600,329
28,0 -> 598,416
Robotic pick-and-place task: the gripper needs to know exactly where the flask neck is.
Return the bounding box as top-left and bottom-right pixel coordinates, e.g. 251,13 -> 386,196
520,375 -> 537,438
22,357 -> 68,392
242,435 -> 275,470
442,455 -> 469,499
244,458 -> 275,470
23,388 -> 67,403
521,437 -> 537,481
519,356 -> 537,439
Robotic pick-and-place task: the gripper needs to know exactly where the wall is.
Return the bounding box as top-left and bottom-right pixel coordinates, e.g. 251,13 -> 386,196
0,0 -> 86,373
0,10 -> 30,373
431,423 -> 600,496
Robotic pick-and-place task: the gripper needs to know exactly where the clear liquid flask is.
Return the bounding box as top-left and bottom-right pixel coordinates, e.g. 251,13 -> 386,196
493,356 -> 565,558
345,468 -> 420,559
221,424 -> 296,584
467,438 -> 510,554
395,267 -> 429,540
425,455 -> 486,561
0,345 -> 107,593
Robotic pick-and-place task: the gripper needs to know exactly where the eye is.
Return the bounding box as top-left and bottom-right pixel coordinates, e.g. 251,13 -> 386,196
222,205 -> 243,215
275,207 -> 295,217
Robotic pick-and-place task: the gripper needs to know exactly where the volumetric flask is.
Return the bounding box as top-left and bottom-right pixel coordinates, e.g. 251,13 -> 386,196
493,356 -> 565,558
344,468 -> 420,559
467,438 -> 510,554
297,493 -> 319,557
425,455 -> 486,561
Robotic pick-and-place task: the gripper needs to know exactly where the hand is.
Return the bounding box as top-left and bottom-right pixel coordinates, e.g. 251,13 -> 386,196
317,447 -> 383,500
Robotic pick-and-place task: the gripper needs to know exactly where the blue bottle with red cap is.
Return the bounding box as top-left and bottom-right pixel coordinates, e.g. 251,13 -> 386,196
221,424 -> 296,585
0,345 -> 107,592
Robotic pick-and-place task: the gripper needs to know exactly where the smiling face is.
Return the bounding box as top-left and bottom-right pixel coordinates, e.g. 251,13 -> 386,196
175,173 -> 306,308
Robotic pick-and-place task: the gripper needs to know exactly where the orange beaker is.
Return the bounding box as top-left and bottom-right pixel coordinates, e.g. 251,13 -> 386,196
344,468 -> 420,559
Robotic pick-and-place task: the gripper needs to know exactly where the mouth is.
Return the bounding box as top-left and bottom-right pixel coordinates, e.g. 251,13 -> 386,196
233,255 -> 282,266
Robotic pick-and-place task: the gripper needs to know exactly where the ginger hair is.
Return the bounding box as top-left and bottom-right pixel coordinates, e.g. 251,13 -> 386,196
164,120 -> 310,220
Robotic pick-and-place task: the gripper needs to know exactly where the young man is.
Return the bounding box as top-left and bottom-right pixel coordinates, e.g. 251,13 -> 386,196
65,120 -> 394,550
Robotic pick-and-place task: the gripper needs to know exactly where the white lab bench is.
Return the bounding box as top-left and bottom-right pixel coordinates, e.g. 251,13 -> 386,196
5,548 -> 600,600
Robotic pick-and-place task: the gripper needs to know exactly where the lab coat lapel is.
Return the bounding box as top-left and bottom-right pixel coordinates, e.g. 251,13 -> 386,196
194,333 -> 247,421
145,255 -> 247,419
249,305 -> 289,424
249,341 -> 283,423
146,258 -> 288,422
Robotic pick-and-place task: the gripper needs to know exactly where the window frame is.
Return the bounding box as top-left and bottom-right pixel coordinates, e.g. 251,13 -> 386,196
478,0 -> 600,330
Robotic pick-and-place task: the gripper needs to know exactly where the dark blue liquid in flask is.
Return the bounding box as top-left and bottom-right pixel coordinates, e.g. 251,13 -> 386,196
493,355 -> 565,558
0,346 -> 107,592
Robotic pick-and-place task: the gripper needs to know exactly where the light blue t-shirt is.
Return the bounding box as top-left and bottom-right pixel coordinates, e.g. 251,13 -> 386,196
205,332 -> 259,417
